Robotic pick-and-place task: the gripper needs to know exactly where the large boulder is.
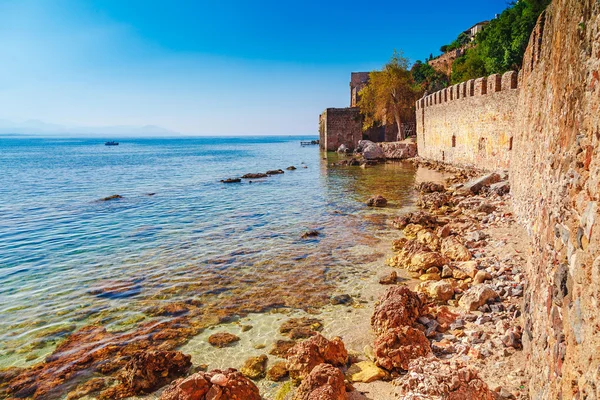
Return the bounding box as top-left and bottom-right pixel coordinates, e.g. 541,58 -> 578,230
159,368 -> 261,400
458,285 -> 499,311
286,334 -> 348,381
441,236 -> 471,261
356,140 -> 385,160
371,286 -> 422,335
293,363 -> 347,400
373,326 -> 431,371
415,280 -> 455,303
455,173 -> 501,195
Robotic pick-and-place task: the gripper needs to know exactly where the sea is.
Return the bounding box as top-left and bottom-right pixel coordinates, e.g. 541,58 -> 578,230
0,135 -> 442,398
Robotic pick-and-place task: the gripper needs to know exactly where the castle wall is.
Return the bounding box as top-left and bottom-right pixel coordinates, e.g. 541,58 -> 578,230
416,71 -> 519,171
319,108 -> 363,152
510,1 -> 600,398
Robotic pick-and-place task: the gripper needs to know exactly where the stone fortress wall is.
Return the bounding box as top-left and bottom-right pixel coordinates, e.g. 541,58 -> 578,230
416,71 -> 520,171
416,1 -> 599,397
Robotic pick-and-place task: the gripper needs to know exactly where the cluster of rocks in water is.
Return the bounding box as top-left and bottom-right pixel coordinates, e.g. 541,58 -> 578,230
221,165 -> 304,183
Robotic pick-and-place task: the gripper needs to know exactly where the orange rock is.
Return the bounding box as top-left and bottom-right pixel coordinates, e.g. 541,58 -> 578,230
286,334 -> 348,381
293,363 -> 347,400
373,326 -> 431,371
371,286 -> 423,335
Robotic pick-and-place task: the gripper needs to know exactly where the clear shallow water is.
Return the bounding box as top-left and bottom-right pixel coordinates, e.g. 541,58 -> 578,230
0,136 -> 423,392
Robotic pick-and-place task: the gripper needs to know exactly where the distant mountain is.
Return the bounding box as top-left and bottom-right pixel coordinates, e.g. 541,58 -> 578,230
0,119 -> 180,137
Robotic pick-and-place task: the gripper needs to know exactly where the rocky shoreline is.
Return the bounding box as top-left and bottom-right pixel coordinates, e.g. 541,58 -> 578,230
0,159 -> 531,400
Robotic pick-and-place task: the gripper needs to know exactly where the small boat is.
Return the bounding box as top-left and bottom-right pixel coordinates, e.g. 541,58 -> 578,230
105,141 -> 119,146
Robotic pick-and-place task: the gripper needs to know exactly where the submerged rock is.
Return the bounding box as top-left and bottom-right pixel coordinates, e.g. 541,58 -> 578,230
266,169 -> 285,175
105,350 -> 191,398
279,317 -> 323,338
379,271 -> 398,285
301,230 -> 320,239
99,194 -> 123,201
366,195 -> 388,207
240,354 -> 268,380
269,339 -> 297,357
293,363 -> 347,400
207,332 -> 240,348
286,166 -> 297,170
160,368 -> 260,400
241,173 -> 268,179
330,294 -> 353,306
266,361 -> 289,382
220,178 -> 241,183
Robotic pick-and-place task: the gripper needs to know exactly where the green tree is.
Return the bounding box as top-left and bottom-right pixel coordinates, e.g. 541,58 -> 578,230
450,0 -> 551,82
358,51 -> 420,140
411,61 -> 449,92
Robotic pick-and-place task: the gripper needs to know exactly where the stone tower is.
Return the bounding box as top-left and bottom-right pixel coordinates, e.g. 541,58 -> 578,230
350,72 -> 370,107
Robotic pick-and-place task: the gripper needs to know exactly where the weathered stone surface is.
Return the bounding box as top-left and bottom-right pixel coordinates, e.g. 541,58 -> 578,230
371,286 -> 422,335
207,332 -> 240,348
415,229 -> 441,251
240,354 -> 268,380
441,236 -> 471,261
510,1 -> 600,396
293,363 -> 347,400
286,333 -> 348,381
346,361 -> 386,383
159,368 -> 261,400
373,326 -> 431,371
379,271 -> 397,285
458,285 -> 498,311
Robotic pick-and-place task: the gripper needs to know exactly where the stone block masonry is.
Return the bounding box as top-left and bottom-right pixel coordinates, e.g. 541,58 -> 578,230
319,108 -> 363,152
510,1 -> 600,398
416,71 -> 520,171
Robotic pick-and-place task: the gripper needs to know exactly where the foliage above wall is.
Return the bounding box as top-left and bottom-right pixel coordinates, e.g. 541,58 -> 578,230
451,0 -> 552,83
411,61 -> 449,93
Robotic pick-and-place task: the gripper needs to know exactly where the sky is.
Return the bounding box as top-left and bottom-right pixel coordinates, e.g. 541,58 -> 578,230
0,0 -> 510,136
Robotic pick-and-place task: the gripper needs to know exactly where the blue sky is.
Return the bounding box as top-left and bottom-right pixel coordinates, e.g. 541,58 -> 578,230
0,0 -> 510,135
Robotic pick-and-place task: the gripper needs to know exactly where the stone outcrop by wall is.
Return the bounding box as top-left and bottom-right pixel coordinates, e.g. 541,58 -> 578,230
377,139 -> 417,160
510,1 -> 600,398
416,71 -> 520,170
319,108 -> 363,152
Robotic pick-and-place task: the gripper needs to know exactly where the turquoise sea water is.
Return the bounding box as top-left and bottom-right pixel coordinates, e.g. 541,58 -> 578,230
0,136 -> 421,375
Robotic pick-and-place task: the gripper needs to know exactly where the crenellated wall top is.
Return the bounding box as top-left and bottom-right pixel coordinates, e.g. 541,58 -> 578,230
416,70 -> 520,110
